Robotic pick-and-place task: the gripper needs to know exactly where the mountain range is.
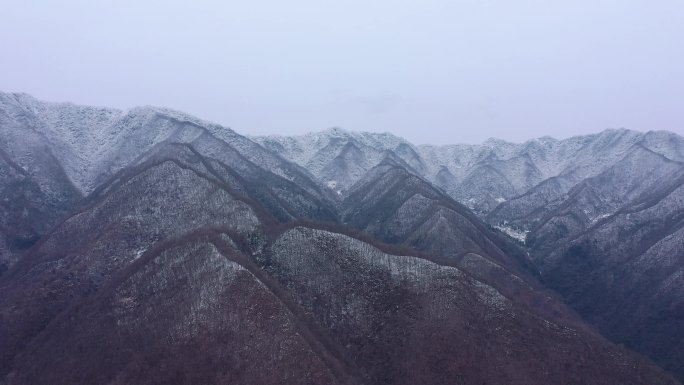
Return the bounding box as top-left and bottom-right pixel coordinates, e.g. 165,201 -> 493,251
0,91 -> 682,384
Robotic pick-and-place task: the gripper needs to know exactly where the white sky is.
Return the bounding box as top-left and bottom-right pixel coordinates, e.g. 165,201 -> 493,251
1,0 -> 683,144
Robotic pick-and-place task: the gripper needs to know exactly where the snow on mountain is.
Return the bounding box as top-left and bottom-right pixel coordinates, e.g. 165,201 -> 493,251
3,91 -> 684,383
0,92 -> 326,196
5,91 -> 682,223
255,127 -> 684,216
252,127 -> 421,191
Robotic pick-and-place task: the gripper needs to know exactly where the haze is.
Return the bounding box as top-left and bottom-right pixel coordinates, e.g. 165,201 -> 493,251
1,0 -> 683,144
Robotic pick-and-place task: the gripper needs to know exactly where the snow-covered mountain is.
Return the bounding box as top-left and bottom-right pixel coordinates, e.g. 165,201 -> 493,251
1,91 -> 683,384
253,128 -> 424,195
257,125 -> 684,380
0,92 -> 337,272
255,127 -> 684,214
0,92 -> 329,197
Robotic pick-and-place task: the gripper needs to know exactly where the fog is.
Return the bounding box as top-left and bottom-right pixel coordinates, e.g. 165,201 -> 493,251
2,0 -> 683,143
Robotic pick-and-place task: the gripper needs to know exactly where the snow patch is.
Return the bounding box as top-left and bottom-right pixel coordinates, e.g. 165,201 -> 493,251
133,248 -> 147,261
590,213 -> 612,224
325,180 -> 343,195
494,225 -> 528,244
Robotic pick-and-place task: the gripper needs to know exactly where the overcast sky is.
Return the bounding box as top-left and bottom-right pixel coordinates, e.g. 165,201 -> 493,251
1,1 -> 683,144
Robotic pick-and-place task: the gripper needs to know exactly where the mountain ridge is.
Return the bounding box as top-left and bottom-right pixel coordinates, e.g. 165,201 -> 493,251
1,91 -> 682,384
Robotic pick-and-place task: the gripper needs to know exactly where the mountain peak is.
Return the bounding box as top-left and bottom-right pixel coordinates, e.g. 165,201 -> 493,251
483,137 -> 515,147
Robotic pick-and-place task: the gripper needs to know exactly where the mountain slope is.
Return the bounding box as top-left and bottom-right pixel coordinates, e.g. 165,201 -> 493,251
1,92 -> 682,384
539,167 -> 684,379
0,92 -> 338,274
257,125 -> 684,381
7,236 -> 345,385
254,128 -> 420,194
258,225 -> 678,385
490,143 -> 684,252
342,156 -> 523,269
0,94 -> 84,273
257,127 -> 684,216
339,156 -> 591,333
